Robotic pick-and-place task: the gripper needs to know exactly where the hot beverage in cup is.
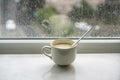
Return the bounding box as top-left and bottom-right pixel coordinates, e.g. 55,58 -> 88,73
42,39 -> 76,66
54,43 -> 72,49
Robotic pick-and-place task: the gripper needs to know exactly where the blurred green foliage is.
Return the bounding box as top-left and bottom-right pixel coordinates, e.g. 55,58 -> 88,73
49,15 -> 78,37
97,1 -> 120,24
33,6 -> 78,37
16,0 -> 45,25
36,6 -> 59,24
68,0 -> 95,22
68,0 -> 120,24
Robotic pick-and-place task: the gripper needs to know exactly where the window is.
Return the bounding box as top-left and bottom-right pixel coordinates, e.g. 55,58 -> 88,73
0,0 -> 120,38
0,0 -> 120,53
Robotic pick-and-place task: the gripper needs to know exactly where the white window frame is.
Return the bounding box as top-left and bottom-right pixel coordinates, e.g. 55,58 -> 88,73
0,38 -> 120,54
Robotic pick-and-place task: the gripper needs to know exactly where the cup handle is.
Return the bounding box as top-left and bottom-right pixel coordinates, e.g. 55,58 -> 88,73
42,46 -> 52,59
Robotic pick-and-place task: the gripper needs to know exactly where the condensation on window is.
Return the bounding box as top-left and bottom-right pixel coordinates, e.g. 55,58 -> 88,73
0,0 -> 120,38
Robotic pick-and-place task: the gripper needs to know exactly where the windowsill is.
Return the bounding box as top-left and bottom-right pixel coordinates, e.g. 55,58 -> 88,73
0,39 -> 120,54
0,54 -> 119,80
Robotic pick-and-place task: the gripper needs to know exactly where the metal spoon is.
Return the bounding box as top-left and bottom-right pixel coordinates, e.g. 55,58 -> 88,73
72,27 -> 93,47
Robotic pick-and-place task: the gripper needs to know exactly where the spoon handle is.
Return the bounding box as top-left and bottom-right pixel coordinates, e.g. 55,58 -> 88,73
72,27 -> 93,47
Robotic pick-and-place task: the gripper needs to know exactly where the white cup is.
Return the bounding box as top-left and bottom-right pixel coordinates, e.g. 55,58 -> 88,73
42,39 -> 76,66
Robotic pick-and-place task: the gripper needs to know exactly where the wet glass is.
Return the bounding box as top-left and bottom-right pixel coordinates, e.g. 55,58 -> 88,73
0,0 -> 120,38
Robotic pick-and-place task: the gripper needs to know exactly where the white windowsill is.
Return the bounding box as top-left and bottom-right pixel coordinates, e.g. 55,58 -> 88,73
0,54 -> 119,80
0,39 -> 120,54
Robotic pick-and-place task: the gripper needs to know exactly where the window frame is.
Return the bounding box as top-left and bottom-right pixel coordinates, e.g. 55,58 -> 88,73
0,38 -> 120,54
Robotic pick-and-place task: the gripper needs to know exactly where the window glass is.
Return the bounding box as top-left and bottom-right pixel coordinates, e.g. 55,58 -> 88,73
0,0 -> 120,38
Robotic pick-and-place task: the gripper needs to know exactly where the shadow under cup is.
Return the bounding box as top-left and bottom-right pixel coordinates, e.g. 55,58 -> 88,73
51,39 -> 76,66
